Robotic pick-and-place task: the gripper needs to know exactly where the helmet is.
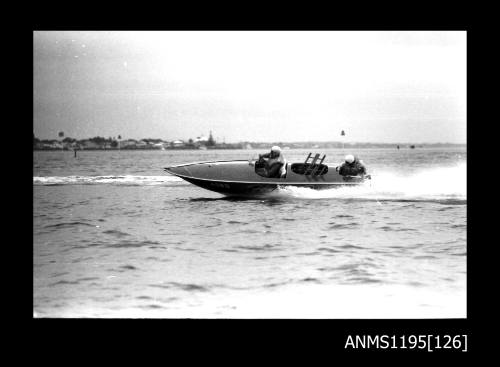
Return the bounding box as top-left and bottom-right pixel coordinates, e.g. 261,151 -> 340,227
345,154 -> 355,163
271,146 -> 281,153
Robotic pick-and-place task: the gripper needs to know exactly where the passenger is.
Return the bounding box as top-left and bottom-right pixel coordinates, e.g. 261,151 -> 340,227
258,146 -> 287,178
337,154 -> 367,176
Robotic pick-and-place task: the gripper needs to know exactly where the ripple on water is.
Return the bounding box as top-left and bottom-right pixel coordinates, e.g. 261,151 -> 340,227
173,246 -> 198,252
299,277 -> 322,284
118,265 -> 137,270
102,230 -> 131,238
50,272 -> 69,278
71,256 -> 95,263
319,261 -> 385,284
227,220 -> 248,225
343,277 -> 382,284
234,244 -> 279,251
337,244 -> 366,250
138,304 -> 165,310
201,223 -> 221,228
104,240 -> 162,248
76,277 -> 100,282
48,280 -> 80,286
149,282 -> 210,292
318,261 -> 380,273
317,247 -> 341,253
240,229 -> 262,234
263,280 -> 292,288
44,221 -> 95,229
329,222 -> 359,229
437,206 -> 455,211
136,295 -> 153,300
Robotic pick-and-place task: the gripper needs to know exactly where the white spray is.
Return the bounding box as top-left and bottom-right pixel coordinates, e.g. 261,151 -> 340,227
276,162 -> 466,201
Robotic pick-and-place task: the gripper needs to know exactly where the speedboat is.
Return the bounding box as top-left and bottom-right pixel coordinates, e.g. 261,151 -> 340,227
164,153 -> 370,196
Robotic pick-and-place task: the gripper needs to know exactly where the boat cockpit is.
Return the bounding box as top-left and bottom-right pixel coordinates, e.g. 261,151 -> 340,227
254,152 -> 328,178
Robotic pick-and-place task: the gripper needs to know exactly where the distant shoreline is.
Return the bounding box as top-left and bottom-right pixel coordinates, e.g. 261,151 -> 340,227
33,135 -> 466,151
33,143 -> 466,152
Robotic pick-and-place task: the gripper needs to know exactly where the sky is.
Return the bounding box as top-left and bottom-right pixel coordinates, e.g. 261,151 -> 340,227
33,31 -> 466,143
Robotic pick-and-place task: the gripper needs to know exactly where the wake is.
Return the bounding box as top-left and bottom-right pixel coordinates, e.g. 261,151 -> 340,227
33,163 -> 466,203
274,163 -> 466,202
33,175 -> 183,186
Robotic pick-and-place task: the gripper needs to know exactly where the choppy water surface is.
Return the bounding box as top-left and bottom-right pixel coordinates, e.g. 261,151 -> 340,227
33,148 -> 466,318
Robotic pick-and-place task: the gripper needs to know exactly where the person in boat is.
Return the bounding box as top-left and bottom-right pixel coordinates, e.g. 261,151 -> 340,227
337,154 -> 367,177
258,146 -> 287,178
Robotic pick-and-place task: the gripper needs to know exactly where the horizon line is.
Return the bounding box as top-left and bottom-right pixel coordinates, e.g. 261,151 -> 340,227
33,136 -> 466,146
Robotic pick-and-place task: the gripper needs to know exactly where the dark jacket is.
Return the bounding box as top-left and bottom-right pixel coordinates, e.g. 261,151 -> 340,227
338,159 -> 366,176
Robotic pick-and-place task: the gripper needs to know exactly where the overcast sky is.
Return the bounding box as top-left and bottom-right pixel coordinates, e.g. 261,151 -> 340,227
33,31 -> 466,143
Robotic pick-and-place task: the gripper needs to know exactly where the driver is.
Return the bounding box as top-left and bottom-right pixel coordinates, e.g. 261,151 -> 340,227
259,146 -> 286,178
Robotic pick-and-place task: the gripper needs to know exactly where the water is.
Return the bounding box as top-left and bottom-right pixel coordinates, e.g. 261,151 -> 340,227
33,148 -> 466,318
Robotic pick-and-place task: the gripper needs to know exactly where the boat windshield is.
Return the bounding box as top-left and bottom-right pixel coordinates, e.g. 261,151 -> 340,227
254,160 -> 268,177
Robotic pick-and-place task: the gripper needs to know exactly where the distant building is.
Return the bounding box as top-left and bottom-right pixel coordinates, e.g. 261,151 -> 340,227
153,142 -> 166,149
63,141 -> 79,150
195,136 -> 209,145
120,139 -> 137,148
39,142 -> 60,149
80,140 -> 100,149
171,140 -> 185,148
